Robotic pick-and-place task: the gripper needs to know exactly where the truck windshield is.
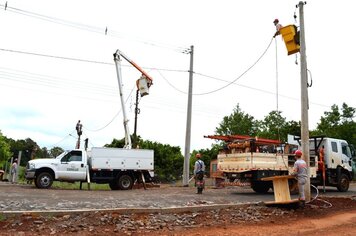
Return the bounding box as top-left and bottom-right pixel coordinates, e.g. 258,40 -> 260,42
61,151 -> 82,162
341,143 -> 352,159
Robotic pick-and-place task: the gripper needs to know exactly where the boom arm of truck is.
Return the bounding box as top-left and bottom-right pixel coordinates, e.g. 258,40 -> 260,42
113,50 -> 153,149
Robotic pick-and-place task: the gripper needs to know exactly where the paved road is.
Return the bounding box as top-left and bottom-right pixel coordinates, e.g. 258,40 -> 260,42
1,182 -> 355,212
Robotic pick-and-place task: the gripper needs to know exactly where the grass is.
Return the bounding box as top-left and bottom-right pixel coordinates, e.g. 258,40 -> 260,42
0,214 -> 6,222
51,181 -> 111,190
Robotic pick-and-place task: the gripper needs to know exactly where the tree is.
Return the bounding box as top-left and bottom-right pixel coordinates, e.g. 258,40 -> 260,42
106,137 -> 184,182
190,145 -> 220,176
257,110 -> 286,141
7,138 -> 40,166
215,104 -> 258,136
49,147 -> 64,158
0,131 -> 12,168
315,103 -> 356,147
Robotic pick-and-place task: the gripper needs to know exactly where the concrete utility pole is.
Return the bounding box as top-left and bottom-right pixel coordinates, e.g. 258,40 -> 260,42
299,1 -> 311,201
183,45 -> 194,187
16,151 -> 22,182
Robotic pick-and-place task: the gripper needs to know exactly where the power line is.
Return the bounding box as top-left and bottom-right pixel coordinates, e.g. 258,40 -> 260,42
0,3 -> 189,53
83,85 -> 136,132
193,37 -> 274,95
0,47 -> 187,73
0,48 -> 113,65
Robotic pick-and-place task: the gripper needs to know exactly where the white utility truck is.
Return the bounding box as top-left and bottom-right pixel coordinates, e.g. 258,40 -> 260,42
25,147 -> 154,190
25,50 -> 155,190
206,134 -> 354,193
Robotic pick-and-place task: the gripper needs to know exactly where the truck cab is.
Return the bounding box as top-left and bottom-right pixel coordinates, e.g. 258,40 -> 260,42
25,149 -> 88,188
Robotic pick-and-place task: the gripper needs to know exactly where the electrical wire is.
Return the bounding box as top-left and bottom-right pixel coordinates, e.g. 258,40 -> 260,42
83,84 -> 136,132
155,69 -> 187,94
192,37 -> 274,96
275,37 -> 281,142
0,48 -> 187,74
0,48 -> 113,65
47,131 -> 76,148
0,3 -> 189,53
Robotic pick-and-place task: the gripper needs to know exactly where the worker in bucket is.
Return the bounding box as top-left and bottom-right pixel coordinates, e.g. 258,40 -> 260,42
292,150 -> 308,207
194,153 -> 205,194
273,18 -> 282,37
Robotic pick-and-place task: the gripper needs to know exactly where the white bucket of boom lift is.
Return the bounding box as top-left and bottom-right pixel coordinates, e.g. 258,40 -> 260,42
137,76 -> 150,96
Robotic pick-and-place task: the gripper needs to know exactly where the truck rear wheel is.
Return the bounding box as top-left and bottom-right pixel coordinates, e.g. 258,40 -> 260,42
36,172 -> 53,189
251,181 -> 270,193
337,173 -> 349,192
118,174 -> 134,190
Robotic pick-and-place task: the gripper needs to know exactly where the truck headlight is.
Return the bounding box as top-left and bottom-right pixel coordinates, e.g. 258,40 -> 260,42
28,163 -> 36,170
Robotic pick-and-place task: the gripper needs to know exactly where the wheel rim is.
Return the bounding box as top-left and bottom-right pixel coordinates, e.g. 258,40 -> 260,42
340,178 -> 348,190
40,175 -> 51,187
121,177 -> 131,188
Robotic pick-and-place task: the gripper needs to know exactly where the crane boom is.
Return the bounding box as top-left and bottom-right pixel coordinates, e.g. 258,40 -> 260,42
113,50 -> 154,149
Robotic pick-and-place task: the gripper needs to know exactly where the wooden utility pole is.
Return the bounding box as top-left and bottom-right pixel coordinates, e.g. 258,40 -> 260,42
183,45 -> 194,187
299,1 -> 311,201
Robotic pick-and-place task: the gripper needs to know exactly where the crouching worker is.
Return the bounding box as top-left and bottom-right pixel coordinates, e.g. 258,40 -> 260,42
194,153 -> 205,194
292,150 -> 308,207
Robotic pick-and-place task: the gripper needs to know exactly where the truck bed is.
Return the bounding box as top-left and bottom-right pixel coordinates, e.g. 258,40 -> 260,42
88,147 -> 154,170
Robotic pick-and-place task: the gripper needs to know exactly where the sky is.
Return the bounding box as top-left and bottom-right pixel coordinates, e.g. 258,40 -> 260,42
0,0 -> 355,155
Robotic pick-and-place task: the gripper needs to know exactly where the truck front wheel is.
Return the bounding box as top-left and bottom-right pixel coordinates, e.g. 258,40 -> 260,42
118,174 -> 133,190
36,172 -> 53,189
337,173 -> 349,192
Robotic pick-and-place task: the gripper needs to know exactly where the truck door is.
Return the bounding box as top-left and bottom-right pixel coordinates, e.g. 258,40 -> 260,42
57,150 -> 87,181
341,142 -> 352,170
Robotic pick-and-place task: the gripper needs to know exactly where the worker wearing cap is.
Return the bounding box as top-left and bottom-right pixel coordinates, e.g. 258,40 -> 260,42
273,19 -> 282,37
194,153 -> 205,193
194,153 -> 205,176
292,150 -> 308,207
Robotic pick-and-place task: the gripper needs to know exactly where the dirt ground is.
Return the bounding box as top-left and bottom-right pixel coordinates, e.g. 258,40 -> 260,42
1,196 -> 356,235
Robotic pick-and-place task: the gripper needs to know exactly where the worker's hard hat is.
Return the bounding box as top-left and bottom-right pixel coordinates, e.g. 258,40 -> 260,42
273,19 -> 279,23
295,150 -> 302,157
196,153 -> 201,158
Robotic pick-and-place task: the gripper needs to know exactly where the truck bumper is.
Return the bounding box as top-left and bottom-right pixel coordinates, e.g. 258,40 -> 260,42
25,170 -> 36,180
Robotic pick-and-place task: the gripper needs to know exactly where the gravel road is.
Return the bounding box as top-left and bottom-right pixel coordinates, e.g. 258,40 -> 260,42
1,181 -> 356,212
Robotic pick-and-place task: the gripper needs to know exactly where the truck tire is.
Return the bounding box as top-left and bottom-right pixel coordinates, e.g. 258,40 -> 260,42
36,172 -> 53,189
251,181 -> 270,193
337,173 -> 349,192
118,174 -> 134,190
109,181 -> 119,190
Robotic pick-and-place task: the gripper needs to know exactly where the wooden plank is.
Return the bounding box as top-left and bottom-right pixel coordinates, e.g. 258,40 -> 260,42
272,178 -> 291,202
264,199 -> 299,205
261,175 -> 295,181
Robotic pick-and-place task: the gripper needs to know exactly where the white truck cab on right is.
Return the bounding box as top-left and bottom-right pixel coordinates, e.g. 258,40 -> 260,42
289,135 -> 354,191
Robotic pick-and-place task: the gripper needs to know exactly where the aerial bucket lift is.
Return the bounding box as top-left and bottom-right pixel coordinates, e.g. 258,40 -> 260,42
113,50 -> 153,149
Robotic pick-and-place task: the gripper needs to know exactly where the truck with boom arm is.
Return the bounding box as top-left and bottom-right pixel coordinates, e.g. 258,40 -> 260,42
25,50 -> 155,190
206,134 -> 354,193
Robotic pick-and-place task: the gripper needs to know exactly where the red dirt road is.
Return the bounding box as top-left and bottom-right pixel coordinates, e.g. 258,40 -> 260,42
173,210 -> 356,236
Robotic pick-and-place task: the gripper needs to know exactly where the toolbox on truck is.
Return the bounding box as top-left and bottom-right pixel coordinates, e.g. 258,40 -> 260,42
88,147 -> 154,170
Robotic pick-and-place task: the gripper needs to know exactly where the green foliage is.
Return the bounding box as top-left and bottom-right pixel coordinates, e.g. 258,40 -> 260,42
49,146 -> 64,158
0,214 -> 6,222
315,103 -> 356,147
0,131 -> 12,167
106,137 -> 184,182
51,182 -> 110,190
257,111 -> 301,142
215,104 -> 258,136
6,137 -> 40,166
190,144 -> 220,176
